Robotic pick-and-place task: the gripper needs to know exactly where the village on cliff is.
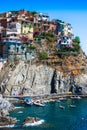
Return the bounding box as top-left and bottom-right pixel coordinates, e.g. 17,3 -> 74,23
0,9 -> 74,62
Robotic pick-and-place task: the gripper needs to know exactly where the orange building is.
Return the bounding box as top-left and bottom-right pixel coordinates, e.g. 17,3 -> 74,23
49,22 -> 56,34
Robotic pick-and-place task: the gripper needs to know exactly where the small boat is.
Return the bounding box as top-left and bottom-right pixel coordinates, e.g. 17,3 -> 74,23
56,99 -> 61,102
70,96 -> 81,99
76,96 -> 82,99
59,105 -> 65,109
59,97 -> 67,101
24,97 -> 33,106
25,101 -> 33,106
34,100 -> 45,107
69,105 -> 76,108
48,99 -> 55,102
34,102 -> 45,107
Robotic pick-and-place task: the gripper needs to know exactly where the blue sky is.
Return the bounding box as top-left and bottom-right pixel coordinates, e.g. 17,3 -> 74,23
0,0 -> 87,54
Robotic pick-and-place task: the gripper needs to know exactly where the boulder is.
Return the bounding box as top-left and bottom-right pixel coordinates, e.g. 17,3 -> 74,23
0,116 -> 17,126
22,117 -> 40,126
0,94 -> 13,111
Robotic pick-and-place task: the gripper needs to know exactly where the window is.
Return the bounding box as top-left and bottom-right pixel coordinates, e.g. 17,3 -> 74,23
17,47 -> 19,52
24,30 -> 26,34
24,25 -> 26,28
8,47 -> 10,49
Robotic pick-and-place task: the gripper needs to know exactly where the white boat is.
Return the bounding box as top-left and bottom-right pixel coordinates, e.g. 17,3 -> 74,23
70,96 -> 81,99
59,97 -> 67,101
76,96 -> 82,99
24,97 -> 33,106
34,101 -> 45,107
69,105 -> 76,108
56,100 -> 61,103
25,101 -> 33,106
59,105 -> 65,109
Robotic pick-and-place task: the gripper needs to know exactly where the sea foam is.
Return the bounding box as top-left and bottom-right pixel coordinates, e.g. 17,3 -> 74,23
15,106 -> 24,109
23,119 -> 44,127
18,111 -> 23,113
0,124 -> 15,128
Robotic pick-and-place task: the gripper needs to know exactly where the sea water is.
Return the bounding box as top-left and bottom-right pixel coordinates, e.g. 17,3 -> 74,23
1,98 -> 87,130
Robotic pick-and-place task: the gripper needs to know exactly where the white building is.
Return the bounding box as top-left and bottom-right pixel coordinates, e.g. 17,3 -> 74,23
34,13 -> 50,22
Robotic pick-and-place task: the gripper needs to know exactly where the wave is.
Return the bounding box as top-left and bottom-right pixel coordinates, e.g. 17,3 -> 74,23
15,106 -> 24,109
23,119 -> 44,127
18,111 -> 23,113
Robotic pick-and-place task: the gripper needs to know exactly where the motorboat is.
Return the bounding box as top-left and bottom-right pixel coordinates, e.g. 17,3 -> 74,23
59,97 -> 67,101
34,100 -> 45,107
25,101 -> 33,106
56,99 -> 61,102
24,97 -> 33,106
70,96 -> 81,99
59,105 -> 65,109
69,104 -> 76,108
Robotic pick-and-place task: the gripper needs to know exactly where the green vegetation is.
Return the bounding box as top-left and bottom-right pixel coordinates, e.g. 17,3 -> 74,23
31,11 -> 37,15
57,36 -> 81,54
28,45 -> 36,50
57,47 -> 76,52
10,10 -> 18,14
41,32 -> 55,38
41,32 -> 57,48
34,35 -> 43,41
72,36 -> 81,52
39,51 -> 48,60
73,36 -> 80,44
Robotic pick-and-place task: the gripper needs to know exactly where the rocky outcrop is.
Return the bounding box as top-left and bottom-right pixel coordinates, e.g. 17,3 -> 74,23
1,61 -> 87,96
0,115 -> 17,126
0,94 -> 17,127
22,117 -> 40,126
22,116 -> 44,126
0,94 -> 13,110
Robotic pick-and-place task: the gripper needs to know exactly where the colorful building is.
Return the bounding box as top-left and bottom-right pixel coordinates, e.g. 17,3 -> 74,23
49,21 -> 56,34
21,20 -> 33,40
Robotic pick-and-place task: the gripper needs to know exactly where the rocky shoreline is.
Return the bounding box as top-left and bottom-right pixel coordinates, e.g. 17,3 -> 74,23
0,94 -> 17,127
1,92 -> 87,128
0,61 -> 87,127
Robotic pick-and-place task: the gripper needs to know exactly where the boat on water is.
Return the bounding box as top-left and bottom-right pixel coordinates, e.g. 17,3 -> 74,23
56,99 -> 61,103
76,96 -> 82,99
34,100 -> 45,107
59,97 -> 67,101
70,96 -> 81,99
69,104 -> 76,108
24,97 -> 33,106
48,99 -> 55,102
59,105 -> 65,109
25,101 -> 33,106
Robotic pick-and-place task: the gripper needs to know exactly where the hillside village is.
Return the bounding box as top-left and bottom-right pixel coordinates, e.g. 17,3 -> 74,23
0,9 -> 87,76
0,10 -> 87,97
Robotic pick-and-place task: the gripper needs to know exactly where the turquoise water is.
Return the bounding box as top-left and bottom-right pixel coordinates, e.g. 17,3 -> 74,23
1,98 -> 87,130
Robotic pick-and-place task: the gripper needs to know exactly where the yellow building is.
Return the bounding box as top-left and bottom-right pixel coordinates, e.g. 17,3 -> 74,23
22,20 -> 33,40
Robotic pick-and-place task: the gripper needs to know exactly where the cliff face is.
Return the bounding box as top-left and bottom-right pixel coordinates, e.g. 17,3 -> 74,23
1,61 -> 86,96
4,62 -> 54,96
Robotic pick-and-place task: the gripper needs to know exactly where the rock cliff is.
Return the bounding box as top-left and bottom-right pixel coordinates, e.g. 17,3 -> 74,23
1,61 -> 87,96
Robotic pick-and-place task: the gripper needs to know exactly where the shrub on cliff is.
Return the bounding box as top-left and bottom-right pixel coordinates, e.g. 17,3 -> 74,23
72,36 -> 81,52
38,51 -> 48,60
28,45 -> 36,50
